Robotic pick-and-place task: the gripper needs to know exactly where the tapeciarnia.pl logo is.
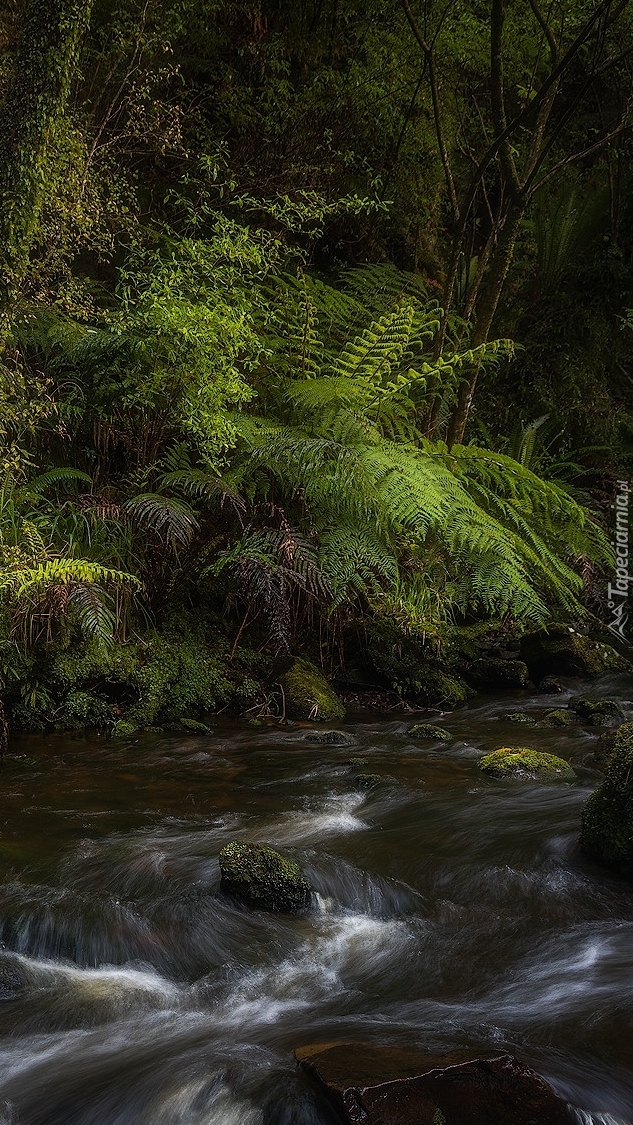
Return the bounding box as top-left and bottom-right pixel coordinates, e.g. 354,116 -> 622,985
607,479 -> 630,640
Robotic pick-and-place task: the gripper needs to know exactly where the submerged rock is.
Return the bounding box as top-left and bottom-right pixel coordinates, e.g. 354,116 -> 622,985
501,711 -> 537,725
354,773 -> 382,789
540,709 -> 575,727
568,697 -> 625,727
520,624 -> 631,680
0,964 -> 26,1001
581,735 -> 633,876
537,676 -> 565,693
295,1042 -> 572,1125
408,723 -> 452,742
304,729 -> 355,746
479,747 -> 576,781
218,841 -> 313,912
281,659 -> 345,722
467,657 -> 529,689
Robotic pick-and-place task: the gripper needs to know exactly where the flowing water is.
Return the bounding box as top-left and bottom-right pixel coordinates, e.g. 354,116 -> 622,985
1,675 -> 633,1124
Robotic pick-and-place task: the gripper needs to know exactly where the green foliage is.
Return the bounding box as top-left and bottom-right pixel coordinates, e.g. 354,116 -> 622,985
231,265 -> 609,631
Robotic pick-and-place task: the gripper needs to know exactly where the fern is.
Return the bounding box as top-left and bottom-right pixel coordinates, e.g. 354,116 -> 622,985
232,267 -> 609,628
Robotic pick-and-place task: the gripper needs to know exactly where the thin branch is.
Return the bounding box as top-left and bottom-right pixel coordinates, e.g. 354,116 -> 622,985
400,0 -> 460,219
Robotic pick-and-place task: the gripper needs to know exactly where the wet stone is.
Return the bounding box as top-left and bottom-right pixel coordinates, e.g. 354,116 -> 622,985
354,773 -> 382,789
408,724 -> 452,742
218,841 -> 313,913
295,1043 -> 572,1125
304,729 -> 355,746
467,657 -> 530,689
479,747 -> 576,781
537,676 -> 565,693
501,711 -> 537,725
540,709 -> 575,727
568,698 -> 625,727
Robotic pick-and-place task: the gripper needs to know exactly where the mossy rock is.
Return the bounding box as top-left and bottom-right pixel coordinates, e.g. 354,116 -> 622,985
304,729 -> 355,746
408,723 -> 452,743
594,721 -> 633,768
348,757 -> 368,769
218,841 -> 313,912
479,747 -> 576,781
180,718 -> 213,734
467,658 -> 530,689
569,698 -> 625,727
111,720 -> 139,739
580,738 -> 633,876
364,621 -> 473,708
501,711 -> 537,725
540,709 -> 575,727
520,625 -> 632,680
537,676 -> 565,693
281,659 -> 345,722
354,773 -> 382,789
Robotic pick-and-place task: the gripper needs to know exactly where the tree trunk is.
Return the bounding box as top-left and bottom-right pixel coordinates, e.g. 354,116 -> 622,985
0,0 -> 93,311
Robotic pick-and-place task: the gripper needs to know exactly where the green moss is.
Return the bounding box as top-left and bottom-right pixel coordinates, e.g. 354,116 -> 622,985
467,658 -> 530,688
479,747 -> 576,781
521,625 -> 632,680
6,622 -> 268,734
180,718 -> 213,734
581,738 -> 633,876
594,721 -> 633,768
540,709 -> 575,727
364,620 -> 473,707
569,698 -> 624,726
408,723 -> 452,742
218,840 -> 313,912
111,720 -> 138,738
281,658 -> 345,722
502,711 -> 537,725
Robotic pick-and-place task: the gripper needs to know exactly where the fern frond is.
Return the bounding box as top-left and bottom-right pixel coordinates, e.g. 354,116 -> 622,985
125,493 -> 200,547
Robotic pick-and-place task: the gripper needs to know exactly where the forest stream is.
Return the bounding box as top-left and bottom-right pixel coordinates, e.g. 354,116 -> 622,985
0,676 -> 632,1124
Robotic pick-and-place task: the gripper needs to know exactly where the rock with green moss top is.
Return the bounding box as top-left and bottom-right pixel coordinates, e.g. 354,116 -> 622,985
467,657 -> 530,689
521,625 -> 632,680
365,621 -> 473,708
502,711 -> 537,725
304,729 -> 354,746
569,698 -> 625,727
354,773 -> 382,789
218,841 -> 313,912
180,718 -> 213,734
541,709 -> 575,727
594,721 -> 633,768
111,720 -> 138,739
408,723 -> 452,742
281,659 -> 345,722
479,747 -> 576,781
581,738 -> 633,876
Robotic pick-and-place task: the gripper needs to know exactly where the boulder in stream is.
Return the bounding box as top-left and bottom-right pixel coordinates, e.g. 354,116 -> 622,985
408,723 -> 452,742
303,729 -> 355,746
581,735 -> 633,876
540,709 -> 575,727
501,711 -> 537,725
281,659 -> 345,722
520,624 -> 631,680
218,841 -> 313,912
354,773 -> 382,789
568,697 -> 625,727
295,1042 -> 572,1125
479,747 -> 576,781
